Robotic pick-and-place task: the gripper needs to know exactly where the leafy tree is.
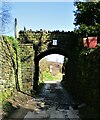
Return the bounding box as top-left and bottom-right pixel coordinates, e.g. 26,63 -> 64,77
39,58 -> 63,81
39,58 -> 49,72
74,1 -> 100,36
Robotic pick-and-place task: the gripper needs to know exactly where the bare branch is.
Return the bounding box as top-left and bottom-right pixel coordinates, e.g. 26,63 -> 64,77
0,1 -> 11,34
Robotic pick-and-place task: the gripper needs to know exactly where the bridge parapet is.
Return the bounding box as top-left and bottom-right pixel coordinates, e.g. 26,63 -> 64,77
18,30 -> 79,58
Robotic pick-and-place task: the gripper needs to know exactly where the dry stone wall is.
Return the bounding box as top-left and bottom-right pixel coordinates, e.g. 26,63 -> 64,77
73,47 -> 100,109
19,44 -> 34,92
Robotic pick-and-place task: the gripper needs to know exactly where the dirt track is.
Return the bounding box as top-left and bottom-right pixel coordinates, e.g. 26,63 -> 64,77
4,80 -> 81,120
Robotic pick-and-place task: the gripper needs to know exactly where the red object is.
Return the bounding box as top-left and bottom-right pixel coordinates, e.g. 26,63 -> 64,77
83,37 -> 97,48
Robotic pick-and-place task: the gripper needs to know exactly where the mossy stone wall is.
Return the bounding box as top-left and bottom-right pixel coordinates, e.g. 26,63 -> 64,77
76,48 -> 100,108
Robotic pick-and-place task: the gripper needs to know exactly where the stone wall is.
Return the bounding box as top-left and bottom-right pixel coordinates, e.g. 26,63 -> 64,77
19,44 -> 34,92
0,36 -> 34,95
62,45 -> 100,109
76,47 -> 100,109
0,37 -> 15,89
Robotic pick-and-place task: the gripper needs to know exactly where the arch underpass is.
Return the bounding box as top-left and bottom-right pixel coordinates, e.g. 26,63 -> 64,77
18,29 -> 79,93
33,48 -> 76,92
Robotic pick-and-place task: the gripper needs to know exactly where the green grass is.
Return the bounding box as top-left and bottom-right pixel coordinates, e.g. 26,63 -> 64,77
40,71 -> 62,81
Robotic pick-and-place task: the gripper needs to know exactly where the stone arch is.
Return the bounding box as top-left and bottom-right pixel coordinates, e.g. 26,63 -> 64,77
33,48 -> 72,93
35,48 -> 72,62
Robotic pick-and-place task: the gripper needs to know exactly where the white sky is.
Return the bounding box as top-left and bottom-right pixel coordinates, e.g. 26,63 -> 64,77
45,54 -> 64,63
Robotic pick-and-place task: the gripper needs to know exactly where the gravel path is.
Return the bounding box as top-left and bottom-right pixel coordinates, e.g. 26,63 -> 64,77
24,80 -> 81,120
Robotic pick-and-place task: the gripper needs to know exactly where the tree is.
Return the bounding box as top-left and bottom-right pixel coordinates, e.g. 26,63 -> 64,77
39,58 -> 49,72
0,1 -> 11,35
74,1 -> 100,36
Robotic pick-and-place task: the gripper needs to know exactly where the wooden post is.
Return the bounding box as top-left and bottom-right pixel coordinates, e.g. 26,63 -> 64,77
15,18 -> 18,39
